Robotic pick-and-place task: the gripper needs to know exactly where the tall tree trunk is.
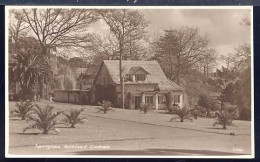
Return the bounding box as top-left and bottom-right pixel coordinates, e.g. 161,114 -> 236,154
206,63 -> 209,78
176,56 -> 181,85
203,65 -> 206,84
119,42 -> 124,109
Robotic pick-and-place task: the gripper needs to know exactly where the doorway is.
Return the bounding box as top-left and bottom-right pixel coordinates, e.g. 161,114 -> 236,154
134,96 -> 141,110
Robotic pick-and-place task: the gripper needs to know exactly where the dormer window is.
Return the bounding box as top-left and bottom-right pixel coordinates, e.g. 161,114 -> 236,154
124,74 -> 132,82
135,74 -> 146,81
127,66 -> 150,82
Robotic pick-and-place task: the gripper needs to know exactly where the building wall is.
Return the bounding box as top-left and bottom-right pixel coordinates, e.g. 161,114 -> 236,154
54,90 -> 90,104
115,84 -> 185,110
170,91 -> 185,108
92,64 -> 185,109
92,64 -> 117,104
95,64 -> 114,85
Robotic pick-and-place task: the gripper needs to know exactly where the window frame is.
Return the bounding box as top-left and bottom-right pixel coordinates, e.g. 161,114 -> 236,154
158,95 -> 166,104
174,95 -> 180,103
145,96 -> 153,104
135,74 -> 146,81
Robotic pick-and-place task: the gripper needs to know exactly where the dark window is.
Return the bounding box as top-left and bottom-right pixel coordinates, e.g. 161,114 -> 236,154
135,74 -> 145,81
145,96 -> 153,104
174,95 -> 180,103
158,95 -> 166,104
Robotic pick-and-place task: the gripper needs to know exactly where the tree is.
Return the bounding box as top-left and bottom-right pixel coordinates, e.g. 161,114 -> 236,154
62,108 -> 87,128
207,67 -> 238,110
197,48 -> 217,81
97,9 -> 149,109
213,108 -> 236,129
233,43 -> 251,72
232,44 -> 251,120
23,104 -> 63,134
9,10 -> 30,52
9,37 -> 53,99
97,100 -> 114,114
13,100 -> 34,120
87,34 -> 120,68
170,106 -> 193,122
198,94 -> 219,117
153,26 -> 212,84
20,9 -> 99,57
219,53 -> 235,70
9,9 -> 98,98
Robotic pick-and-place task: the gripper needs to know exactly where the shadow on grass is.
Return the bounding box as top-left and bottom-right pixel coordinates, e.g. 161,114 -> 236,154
74,148 -> 247,156
15,132 -> 59,136
207,127 -> 225,130
16,132 -> 41,135
158,111 -> 171,115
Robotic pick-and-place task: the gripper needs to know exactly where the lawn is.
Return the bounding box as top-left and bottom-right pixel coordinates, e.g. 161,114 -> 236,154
7,101 -> 252,156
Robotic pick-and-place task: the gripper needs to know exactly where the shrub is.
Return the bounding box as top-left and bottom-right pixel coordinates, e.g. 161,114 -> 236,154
239,107 -> 251,121
62,108 -> 87,128
198,94 -> 219,117
190,108 -> 199,119
16,90 -> 34,101
170,106 -> 193,122
164,103 -> 178,114
140,103 -> 152,114
213,108 -> 236,129
13,100 -> 34,120
97,100 -> 113,113
23,104 -> 63,134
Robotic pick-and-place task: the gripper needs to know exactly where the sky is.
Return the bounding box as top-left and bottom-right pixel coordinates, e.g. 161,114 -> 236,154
89,9 -> 251,69
9,8 -> 251,69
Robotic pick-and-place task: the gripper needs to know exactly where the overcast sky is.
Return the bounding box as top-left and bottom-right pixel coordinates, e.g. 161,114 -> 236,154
89,9 -> 251,69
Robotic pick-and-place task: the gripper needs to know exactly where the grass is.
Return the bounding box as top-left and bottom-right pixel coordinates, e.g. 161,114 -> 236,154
9,101 -> 251,135
8,101 -> 252,155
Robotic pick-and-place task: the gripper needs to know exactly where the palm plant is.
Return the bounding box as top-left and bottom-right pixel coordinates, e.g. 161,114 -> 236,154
213,108 -> 236,129
97,100 -> 113,113
23,104 -> 63,134
10,51 -> 53,100
13,100 -> 34,120
62,108 -> 87,128
140,103 -> 152,114
170,106 -> 193,122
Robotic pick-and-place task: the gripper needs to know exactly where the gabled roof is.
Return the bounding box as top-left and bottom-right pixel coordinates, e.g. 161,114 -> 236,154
103,60 -> 184,91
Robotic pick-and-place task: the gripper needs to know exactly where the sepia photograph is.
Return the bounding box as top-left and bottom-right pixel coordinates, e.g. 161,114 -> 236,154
5,6 -> 253,158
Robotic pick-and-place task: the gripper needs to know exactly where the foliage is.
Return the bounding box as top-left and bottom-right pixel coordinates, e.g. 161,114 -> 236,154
232,44 -> 251,120
139,102 -> 152,114
233,43 -> 251,72
97,100 -> 113,113
23,104 -> 63,134
153,26 -> 213,84
207,65 -> 251,121
13,100 -> 34,120
232,68 -> 251,120
9,38 -> 53,100
62,108 -> 87,128
170,106 -> 193,122
13,9 -> 99,56
213,107 -> 237,129
190,108 -> 199,119
207,67 -> 238,109
197,94 -> 219,117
